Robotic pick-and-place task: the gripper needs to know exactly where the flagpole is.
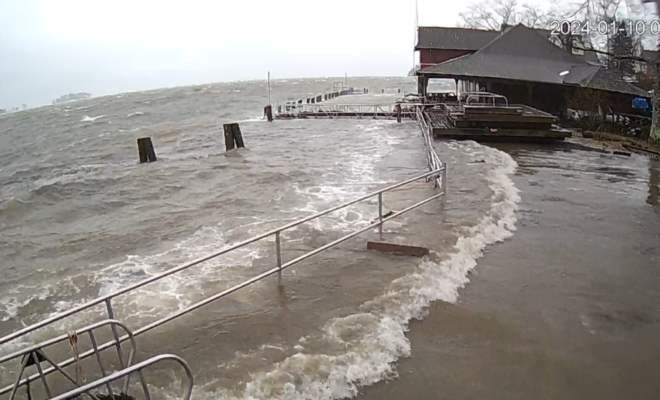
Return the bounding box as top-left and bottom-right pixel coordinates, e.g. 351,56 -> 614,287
267,71 -> 271,106
413,0 -> 419,71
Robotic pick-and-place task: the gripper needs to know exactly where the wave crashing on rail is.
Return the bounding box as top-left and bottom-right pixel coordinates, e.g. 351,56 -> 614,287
191,143 -> 521,400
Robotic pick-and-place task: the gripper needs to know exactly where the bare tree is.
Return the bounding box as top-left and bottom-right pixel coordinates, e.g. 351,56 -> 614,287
459,0 -> 523,30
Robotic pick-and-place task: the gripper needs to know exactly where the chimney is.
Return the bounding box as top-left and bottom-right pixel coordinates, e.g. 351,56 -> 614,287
562,33 -> 574,54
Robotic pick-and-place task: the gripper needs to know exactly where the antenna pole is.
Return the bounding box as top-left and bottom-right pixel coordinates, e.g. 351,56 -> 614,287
267,71 -> 271,106
414,0 -> 419,70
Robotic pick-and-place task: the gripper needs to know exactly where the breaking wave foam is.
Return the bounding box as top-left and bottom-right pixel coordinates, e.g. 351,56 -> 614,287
199,142 -> 520,400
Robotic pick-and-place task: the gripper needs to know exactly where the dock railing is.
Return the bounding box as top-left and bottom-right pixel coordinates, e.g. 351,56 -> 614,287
277,103 -> 421,118
0,168 -> 446,370
415,106 -> 445,190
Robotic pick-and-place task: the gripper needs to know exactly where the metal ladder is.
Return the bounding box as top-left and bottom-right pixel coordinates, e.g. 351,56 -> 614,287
0,320 -> 192,400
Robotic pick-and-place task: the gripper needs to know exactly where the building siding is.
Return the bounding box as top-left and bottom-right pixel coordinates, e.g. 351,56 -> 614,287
419,49 -> 473,67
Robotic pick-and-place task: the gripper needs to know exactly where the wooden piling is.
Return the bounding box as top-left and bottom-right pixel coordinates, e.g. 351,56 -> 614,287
398,88 -> 401,93
223,123 -> 245,151
232,123 -> 245,148
381,89 -> 385,93
396,104 -> 402,123
264,105 -> 273,122
137,137 -> 157,163
223,124 -> 235,151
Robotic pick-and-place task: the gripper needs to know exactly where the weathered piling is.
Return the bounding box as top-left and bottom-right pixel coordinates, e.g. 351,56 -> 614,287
381,89 -> 385,93
396,104 -> 402,123
223,123 -> 245,151
224,124 -> 235,151
264,105 -> 273,122
137,137 -> 157,163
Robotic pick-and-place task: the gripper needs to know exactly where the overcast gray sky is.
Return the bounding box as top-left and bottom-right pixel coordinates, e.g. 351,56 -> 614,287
0,0 -> 472,107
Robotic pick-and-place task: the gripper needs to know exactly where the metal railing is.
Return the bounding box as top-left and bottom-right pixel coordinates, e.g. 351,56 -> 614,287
460,92 -> 509,107
276,103 -> 420,118
1,319 -> 137,399
48,354 -> 193,400
415,106 -> 445,191
0,169 -> 446,360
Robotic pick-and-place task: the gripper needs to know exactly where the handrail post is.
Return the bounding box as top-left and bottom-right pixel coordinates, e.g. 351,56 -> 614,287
442,162 -> 448,203
105,299 -> 125,369
378,193 -> 383,239
275,231 -> 282,287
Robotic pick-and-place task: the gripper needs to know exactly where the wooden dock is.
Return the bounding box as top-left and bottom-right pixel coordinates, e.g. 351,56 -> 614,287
276,103 -> 417,120
423,103 -> 571,142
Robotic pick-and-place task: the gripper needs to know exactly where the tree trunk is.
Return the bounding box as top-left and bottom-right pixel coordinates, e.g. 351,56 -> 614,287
650,0 -> 660,145
651,60 -> 660,144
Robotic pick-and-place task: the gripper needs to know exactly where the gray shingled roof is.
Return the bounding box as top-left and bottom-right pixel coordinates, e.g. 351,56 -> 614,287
416,27 -> 500,50
642,49 -> 658,62
416,26 -> 554,51
584,68 -> 649,97
418,24 -> 648,97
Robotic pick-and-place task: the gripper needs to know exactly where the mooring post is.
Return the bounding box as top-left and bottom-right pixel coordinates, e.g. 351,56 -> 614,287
396,104 -> 402,123
137,137 -> 157,163
232,123 -> 245,148
223,124 -> 235,151
264,105 -> 273,122
381,89 -> 385,94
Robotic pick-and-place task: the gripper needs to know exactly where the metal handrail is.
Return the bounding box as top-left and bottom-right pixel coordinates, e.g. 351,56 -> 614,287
415,106 -> 444,191
460,92 -> 509,108
1,320 -> 138,398
278,103 -> 422,116
48,354 -> 193,400
1,169 -> 445,349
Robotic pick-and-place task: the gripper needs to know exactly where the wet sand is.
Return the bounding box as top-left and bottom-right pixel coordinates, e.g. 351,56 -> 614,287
362,145 -> 660,399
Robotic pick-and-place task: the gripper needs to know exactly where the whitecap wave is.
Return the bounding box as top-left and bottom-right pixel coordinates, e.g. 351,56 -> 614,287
81,115 -> 106,122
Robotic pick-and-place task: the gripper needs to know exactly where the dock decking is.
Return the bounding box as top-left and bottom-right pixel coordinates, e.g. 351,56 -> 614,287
423,104 -> 571,142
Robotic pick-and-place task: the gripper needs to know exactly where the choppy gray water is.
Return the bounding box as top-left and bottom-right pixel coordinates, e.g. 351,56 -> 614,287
0,77 -> 658,400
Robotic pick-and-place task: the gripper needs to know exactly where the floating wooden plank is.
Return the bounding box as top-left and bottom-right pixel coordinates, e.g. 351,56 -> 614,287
367,241 -> 430,258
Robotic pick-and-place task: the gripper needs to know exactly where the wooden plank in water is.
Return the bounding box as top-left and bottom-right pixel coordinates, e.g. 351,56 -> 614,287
367,241 -> 430,258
